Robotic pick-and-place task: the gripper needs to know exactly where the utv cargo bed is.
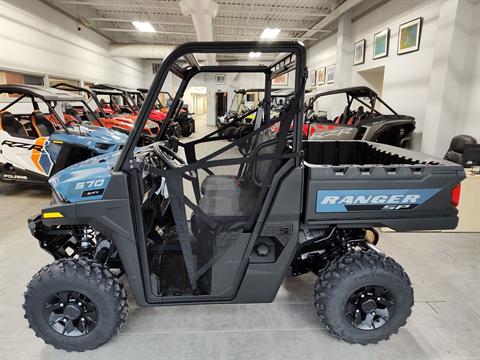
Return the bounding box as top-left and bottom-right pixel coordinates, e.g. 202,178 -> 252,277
303,141 -> 465,231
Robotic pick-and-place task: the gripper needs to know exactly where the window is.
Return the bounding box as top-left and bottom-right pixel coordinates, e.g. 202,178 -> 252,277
48,76 -> 80,88
0,70 -> 44,98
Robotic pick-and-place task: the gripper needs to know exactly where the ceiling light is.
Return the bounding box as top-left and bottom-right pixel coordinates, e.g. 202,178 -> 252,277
249,52 -> 261,58
132,21 -> 156,33
261,28 -> 281,39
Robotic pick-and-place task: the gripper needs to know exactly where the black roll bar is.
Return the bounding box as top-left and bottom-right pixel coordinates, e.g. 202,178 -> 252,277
116,41 -> 307,172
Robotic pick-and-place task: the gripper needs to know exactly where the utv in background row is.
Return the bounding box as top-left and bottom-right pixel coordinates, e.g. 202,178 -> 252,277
23,42 -> 464,352
305,86 -> 416,148
0,84 -> 126,184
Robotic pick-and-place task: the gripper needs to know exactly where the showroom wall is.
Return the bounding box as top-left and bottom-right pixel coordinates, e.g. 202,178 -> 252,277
0,0 -> 145,87
456,0 -> 480,139
307,0 -> 480,156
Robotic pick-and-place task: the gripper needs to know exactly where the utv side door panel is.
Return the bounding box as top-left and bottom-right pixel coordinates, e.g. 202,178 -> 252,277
0,132 -> 52,175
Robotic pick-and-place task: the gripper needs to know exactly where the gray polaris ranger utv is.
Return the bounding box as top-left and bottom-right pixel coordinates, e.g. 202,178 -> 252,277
24,42 -> 465,352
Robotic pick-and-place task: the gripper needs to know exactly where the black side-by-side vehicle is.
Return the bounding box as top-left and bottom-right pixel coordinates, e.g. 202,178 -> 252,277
23,42 -> 465,351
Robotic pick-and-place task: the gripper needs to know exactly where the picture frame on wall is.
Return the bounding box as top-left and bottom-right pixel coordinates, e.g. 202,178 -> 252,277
326,64 -> 335,84
373,28 -> 389,60
353,39 -> 366,65
310,70 -> 317,87
272,73 -> 288,86
398,17 -> 423,55
215,74 -> 226,85
317,67 -> 326,85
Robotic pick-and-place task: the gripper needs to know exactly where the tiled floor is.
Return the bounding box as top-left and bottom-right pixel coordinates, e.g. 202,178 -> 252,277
1,118 -> 479,359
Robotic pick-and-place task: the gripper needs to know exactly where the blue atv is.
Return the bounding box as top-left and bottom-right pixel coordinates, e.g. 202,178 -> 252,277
0,84 -> 127,184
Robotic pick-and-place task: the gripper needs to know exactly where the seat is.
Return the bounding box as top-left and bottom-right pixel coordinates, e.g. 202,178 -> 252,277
65,106 -> 82,122
200,175 -> 238,194
197,181 -> 260,222
0,111 -> 28,137
197,129 -> 278,224
31,111 -> 56,137
347,106 -> 364,125
444,134 -> 477,165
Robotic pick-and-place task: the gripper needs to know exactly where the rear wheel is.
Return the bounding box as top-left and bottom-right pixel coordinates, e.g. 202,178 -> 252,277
24,258 -> 128,352
314,250 -> 413,344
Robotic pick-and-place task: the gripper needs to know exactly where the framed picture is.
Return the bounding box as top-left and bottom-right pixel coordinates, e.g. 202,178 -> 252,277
272,73 -> 288,86
326,64 -> 335,84
373,28 -> 389,59
215,74 -> 226,85
317,67 -> 325,85
353,39 -> 366,65
309,70 -> 317,87
398,17 -> 423,55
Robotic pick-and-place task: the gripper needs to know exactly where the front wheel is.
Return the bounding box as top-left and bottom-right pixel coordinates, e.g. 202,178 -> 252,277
23,258 -> 128,352
314,250 -> 413,344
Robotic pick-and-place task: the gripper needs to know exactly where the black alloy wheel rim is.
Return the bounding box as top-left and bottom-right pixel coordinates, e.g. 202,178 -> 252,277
345,285 -> 396,330
43,291 -> 98,337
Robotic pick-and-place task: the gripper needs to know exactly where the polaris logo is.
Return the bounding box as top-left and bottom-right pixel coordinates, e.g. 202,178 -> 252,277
316,189 -> 440,213
3,173 -> 28,180
321,194 -> 420,205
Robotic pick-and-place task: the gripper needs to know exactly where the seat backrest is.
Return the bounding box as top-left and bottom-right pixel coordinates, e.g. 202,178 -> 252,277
0,111 -> 28,137
251,130 -> 277,186
31,111 -> 56,137
443,134 -> 478,165
65,106 -> 82,122
348,106 -> 364,125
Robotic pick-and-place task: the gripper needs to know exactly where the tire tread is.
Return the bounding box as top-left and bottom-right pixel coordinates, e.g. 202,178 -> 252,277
23,258 -> 128,352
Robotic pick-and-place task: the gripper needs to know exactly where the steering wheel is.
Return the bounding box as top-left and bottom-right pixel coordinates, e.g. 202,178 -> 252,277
152,143 -> 197,180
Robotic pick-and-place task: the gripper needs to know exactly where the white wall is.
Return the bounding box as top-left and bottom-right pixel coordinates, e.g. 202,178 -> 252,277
0,0 -> 145,87
306,0 -> 480,155
350,0 -> 440,142
456,0 -> 480,139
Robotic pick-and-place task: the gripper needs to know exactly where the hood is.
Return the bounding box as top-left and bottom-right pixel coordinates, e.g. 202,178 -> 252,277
83,125 -> 127,144
149,110 -> 167,122
49,150 -> 121,202
49,125 -> 127,154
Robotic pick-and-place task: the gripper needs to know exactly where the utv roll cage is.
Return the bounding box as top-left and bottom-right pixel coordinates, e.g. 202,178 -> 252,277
137,88 -> 174,109
51,83 -> 109,124
0,84 -> 92,134
306,86 -> 398,116
92,84 -> 142,111
114,41 -> 307,297
118,41 -> 307,170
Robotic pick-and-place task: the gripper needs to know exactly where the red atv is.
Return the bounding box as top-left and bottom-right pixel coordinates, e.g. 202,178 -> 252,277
137,88 -> 195,137
52,83 -> 160,139
269,86 -> 415,147
91,84 -> 182,138
303,86 -> 415,147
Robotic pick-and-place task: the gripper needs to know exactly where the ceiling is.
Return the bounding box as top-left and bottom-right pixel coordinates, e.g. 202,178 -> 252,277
42,0 -> 357,47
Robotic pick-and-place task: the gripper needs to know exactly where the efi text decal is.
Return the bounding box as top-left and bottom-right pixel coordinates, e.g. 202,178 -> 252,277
316,189 -> 440,213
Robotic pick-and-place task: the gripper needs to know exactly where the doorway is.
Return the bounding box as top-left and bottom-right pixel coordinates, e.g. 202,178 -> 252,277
215,92 -> 227,118
190,86 -> 207,115
358,66 -> 385,110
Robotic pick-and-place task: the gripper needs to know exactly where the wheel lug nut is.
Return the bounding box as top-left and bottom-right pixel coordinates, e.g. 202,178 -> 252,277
78,302 -> 82,306
361,294 -> 365,298
60,303 -> 64,307
81,317 -> 85,321
377,297 -> 381,301
356,309 -> 360,313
